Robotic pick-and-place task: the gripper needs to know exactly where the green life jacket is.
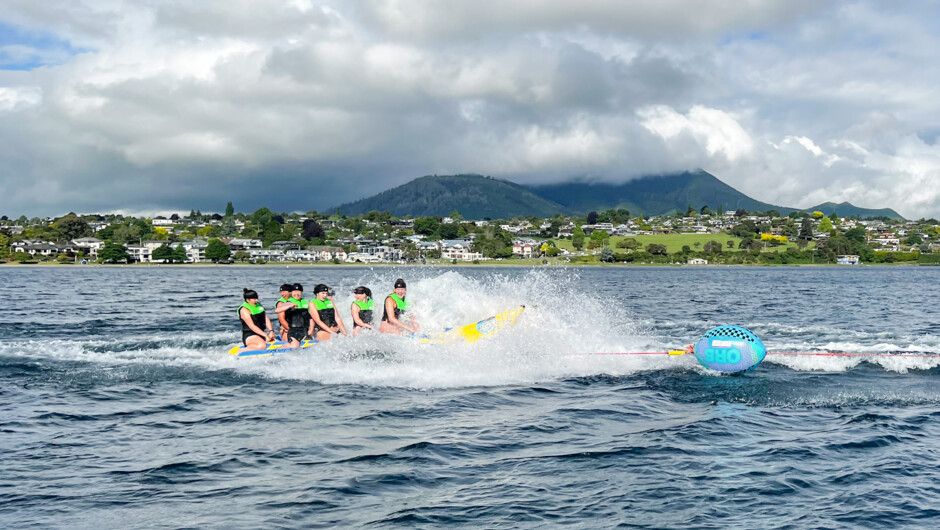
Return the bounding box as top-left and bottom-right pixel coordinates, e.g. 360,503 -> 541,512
353,298 -> 374,325
381,293 -> 408,322
237,301 -> 265,316
313,298 -> 337,327
285,297 -> 311,329
238,302 -> 266,333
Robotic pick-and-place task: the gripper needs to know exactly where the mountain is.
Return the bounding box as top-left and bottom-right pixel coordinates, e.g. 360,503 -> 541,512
527,170 -> 798,217
334,174 -> 566,218
332,170 -> 904,220
807,202 -> 904,220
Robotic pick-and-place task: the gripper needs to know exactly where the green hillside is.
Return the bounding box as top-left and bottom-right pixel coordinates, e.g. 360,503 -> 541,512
807,202 -> 904,220
334,174 -> 566,218
332,171 -> 904,220
527,170 -> 797,216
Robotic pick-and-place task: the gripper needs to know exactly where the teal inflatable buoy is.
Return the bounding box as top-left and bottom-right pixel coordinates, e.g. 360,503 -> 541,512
692,325 -> 766,374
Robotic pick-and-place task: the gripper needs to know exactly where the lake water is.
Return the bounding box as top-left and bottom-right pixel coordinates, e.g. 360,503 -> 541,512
1,265 -> 939,528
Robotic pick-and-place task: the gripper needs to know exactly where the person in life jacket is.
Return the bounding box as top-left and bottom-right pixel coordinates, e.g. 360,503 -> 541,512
238,288 -> 275,351
275,283 -> 293,341
310,284 -> 348,341
380,278 -> 418,334
350,286 -> 374,335
275,283 -> 313,348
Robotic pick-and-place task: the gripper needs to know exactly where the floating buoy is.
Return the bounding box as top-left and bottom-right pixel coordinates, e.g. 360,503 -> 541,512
692,325 -> 766,374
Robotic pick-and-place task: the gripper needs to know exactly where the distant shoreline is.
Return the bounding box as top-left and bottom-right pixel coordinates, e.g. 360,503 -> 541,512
0,260 -> 917,268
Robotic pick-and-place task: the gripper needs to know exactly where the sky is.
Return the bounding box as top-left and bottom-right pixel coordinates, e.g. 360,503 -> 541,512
2,0 -> 940,219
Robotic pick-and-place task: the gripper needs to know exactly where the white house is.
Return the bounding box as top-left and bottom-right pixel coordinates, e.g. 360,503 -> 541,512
182,240 -> 209,262
140,240 -> 169,252
367,245 -> 404,262
248,249 -> 286,262
72,237 -> 104,258
308,246 -> 347,261
417,241 -> 440,254
226,238 -> 262,250
441,240 -> 484,261
587,223 -> 616,234
283,249 -> 318,261
346,252 -> 382,263
127,245 -> 153,263
614,225 -> 635,236
871,237 -> 900,251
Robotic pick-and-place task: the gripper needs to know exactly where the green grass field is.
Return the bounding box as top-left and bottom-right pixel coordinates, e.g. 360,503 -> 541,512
552,233 -> 811,253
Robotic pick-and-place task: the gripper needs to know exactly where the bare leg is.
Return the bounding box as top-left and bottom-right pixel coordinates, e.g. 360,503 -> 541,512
243,335 -> 267,351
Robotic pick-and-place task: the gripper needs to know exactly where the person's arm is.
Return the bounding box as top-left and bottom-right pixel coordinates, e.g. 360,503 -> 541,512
240,307 -> 272,339
385,297 -> 416,333
274,301 -> 296,314
276,302 -> 290,331
309,305 -> 332,334
307,305 -> 317,336
351,303 -> 372,329
264,314 -> 275,341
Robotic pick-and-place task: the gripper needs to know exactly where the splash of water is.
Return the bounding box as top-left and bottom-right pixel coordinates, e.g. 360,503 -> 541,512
1,269 -> 937,387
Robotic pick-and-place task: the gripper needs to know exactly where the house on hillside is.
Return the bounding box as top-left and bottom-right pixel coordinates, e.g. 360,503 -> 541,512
140,240 -> 169,252
308,246 -> 347,262
225,238 -> 262,250
368,245 -> 404,262
441,240 -> 483,261
614,225 -> 635,236
13,240 -> 59,257
127,245 -> 152,263
512,239 -> 537,258
270,241 -> 301,251
89,221 -> 110,232
248,249 -> 285,262
283,249 -> 317,261
417,241 -> 440,253
345,252 -> 382,263
870,237 -> 900,251
181,240 -> 209,262
72,237 -> 104,258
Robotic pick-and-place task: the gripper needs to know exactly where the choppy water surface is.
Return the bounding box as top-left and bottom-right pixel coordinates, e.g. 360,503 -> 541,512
1,266 -> 939,528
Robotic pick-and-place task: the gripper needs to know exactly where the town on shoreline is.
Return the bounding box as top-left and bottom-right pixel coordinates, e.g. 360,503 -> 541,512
2,203 -> 938,266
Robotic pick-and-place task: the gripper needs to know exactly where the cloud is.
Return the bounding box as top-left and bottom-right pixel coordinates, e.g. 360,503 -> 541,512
639,105 -> 754,162
0,0 -> 939,218
354,0 -> 825,42
0,85 -> 41,110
